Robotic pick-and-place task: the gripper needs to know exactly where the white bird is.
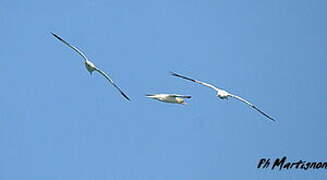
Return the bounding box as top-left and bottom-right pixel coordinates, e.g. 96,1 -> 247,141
171,72 -> 275,121
145,94 -> 191,105
51,32 -> 130,101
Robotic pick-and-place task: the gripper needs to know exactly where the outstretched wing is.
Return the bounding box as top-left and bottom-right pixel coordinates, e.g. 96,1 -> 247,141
169,94 -> 192,98
95,68 -> 131,101
51,32 -> 89,61
229,94 -> 275,121
170,72 -> 221,92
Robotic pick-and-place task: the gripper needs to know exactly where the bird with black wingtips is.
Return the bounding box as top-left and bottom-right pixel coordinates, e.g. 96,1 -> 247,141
51,32 -> 130,101
171,72 -> 275,121
145,94 -> 191,105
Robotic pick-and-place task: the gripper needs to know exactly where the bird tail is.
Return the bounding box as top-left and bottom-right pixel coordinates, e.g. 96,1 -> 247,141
145,94 -> 155,97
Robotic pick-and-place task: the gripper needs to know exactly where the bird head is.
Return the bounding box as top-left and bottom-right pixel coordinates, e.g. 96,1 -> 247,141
85,60 -> 96,75
177,98 -> 187,105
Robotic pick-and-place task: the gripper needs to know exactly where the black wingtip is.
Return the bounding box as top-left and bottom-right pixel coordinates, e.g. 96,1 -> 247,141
252,106 -> 275,122
170,72 -> 196,82
50,32 -> 64,41
121,92 -> 131,101
170,71 -> 178,76
265,116 -> 275,122
264,113 -> 275,122
50,32 -> 58,37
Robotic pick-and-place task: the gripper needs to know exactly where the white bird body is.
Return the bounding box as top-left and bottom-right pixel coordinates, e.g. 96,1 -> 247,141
51,32 -> 130,101
85,60 -> 97,74
171,72 -> 275,121
216,89 -> 230,99
146,94 -> 191,105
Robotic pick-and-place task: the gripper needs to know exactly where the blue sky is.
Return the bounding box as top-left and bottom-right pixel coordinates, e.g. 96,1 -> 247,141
1,0 -> 326,179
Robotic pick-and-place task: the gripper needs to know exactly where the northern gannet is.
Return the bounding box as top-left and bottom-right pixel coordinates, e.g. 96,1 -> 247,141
51,33 -> 130,101
171,72 -> 275,121
145,94 -> 191,105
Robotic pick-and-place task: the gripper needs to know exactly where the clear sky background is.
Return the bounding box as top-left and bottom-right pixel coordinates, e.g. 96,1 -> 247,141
1,0 -> 326,179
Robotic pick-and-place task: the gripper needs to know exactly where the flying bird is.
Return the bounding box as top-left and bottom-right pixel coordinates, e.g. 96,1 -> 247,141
51,32 -> 130,101
171,72 -> 275,121
145,94 -> 191,105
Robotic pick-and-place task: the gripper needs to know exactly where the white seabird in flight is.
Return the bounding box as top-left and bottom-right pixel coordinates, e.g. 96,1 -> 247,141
145,94 -> 191,105
51,32 -> 130,101
171,72 -> 275,121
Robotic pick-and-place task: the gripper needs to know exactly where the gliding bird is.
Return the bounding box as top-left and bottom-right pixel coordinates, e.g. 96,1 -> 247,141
171,72 -> 275,121
51,32 -> 130,101
145,94 -> 191,105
